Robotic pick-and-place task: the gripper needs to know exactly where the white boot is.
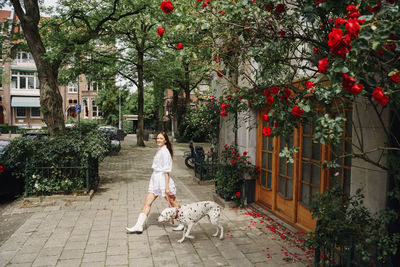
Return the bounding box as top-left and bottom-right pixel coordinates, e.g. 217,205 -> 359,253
172,223 -> 184,231
126,213 -> 147,234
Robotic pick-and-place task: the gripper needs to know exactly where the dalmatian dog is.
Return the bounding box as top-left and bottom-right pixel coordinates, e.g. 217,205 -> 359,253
158,201 -> 224,243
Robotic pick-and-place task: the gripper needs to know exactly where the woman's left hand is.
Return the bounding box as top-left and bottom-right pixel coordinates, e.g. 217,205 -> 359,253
165,188 -> 171,196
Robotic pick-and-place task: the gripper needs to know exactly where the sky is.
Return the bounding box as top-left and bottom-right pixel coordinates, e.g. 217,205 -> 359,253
2,0 -> 58,11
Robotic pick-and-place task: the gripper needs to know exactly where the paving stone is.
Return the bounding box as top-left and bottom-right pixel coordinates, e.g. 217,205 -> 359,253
56,259 -> 82,267
59,248 -> 84,260
82,251 -> 106,262
32,255 -> 59,266
106,254 -> 129,265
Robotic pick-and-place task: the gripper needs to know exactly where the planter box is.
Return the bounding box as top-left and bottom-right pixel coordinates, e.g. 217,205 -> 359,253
212,193 -> 238,208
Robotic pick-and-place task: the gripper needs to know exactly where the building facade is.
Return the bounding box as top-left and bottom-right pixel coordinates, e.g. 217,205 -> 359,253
0,10 -> 102,129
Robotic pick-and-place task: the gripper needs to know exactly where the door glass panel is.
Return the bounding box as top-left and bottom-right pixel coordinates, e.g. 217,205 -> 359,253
261,170 -> 267,187
262,152 -> 267,169
311,165 -> 320,185
279,176 -> 285,196
287,162 -> 293,177
268,153 -> 272,169
302,162 -> 310,182
346,112 -> 352,137
301,184 -> 309,205
303,123 -> 311,135
267,172 -> 271,189
287,179 -> 293,200
268,137 -> 273,150
303,138 -> 311,158
279,158 -> 285,175
312,142 -> 320,160
311,187 -> 319,198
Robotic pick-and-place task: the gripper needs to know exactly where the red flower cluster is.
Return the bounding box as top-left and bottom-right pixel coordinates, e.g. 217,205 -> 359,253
263,126 -> 272,136
266,3 -> 274,11
318,58 -> 329,73
157,27 -> 164,36
275,3 -> 285,13
366,0 -> 382,14
221,102 -> 228,117
328,28 -> 352,58
291,106 -> 304,117
305,81 -> 315,89
313,47 -> 320,54
264,86 -> 280,105
160,1 -> 174,13
342,73 -> 363,95
262,112 -> 269,122
372,87 -> 389,106
202,0 -> 211,8
236,192 -> 241,197
217,70 -> 223,78
346,5 -> 361,19
390,71 -> 400,83
177,42 -> 183,50
315,0 -> 325,5
280,88 -> 291,101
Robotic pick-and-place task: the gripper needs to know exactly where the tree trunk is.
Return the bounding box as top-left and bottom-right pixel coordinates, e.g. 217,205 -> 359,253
137,49 -> 145,146
11,0 -> 65,135
172,90 -> 179,137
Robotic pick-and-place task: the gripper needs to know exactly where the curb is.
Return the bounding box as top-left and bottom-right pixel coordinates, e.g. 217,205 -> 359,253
23,189 -> 95,202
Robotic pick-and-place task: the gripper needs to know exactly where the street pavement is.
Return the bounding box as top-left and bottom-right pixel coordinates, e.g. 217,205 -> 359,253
0,135 -> 313,267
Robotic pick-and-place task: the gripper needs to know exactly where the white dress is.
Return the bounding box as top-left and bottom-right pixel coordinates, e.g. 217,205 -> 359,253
148,145 -> 176,197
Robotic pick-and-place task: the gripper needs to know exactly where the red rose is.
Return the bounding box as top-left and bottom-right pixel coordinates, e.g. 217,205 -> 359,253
318,58 -> 329,73
390,71 -> 400,83
346,4 -> 361,18
328,28 -> 343,49
342,73 -> 355,89
236,192 -> 241,197
367,1 -> 382,14
331,34 -> 352,58
275,4 -> 285,13
291,106 -> 304,117
263,126 -> 272,136
372,87 -> 389,106
177,42 -> 183,50
221,110 -> 227,117
217,70 -> 223,77
266,96 -> 274,105
156,27 -> 164,36
305,81 -> 315,89
334,18 -> 347,28
266,4 -> 274,11
221,103 -> 228,109
160,1 -> 174,13
313,48 -> 320,54
345,18 -> 360,39
243,152 -> 247,156
346,83 -> 363,95
262,112 -> 269,122
279,30 -> 285,36
270,86 -> 280,94
264,88 -> 271,97
315,0 -> 325,5
232,150 -> 236,154
232,160 -> 236,164
280,88 -> 291,101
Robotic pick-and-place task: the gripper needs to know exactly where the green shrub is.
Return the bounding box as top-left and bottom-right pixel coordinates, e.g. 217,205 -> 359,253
4,126 -> 109,195
0,124 -> 19,134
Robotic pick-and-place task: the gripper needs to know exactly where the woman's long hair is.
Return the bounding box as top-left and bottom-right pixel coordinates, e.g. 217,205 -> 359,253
157,132 -> 173,159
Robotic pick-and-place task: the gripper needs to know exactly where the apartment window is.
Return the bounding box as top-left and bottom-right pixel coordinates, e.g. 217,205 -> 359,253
16,52 -> 34,63
68,99 -> 78,104
30,107 -> 41,118
82,98 -> 89,117
88,81 -> 100,91
11,71 -> 39,89
16,107 -> 26,117
68,80 -> 78,93
92,100 -> 101,117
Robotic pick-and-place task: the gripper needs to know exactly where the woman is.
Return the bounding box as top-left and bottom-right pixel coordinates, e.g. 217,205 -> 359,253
126,132 -> 184,233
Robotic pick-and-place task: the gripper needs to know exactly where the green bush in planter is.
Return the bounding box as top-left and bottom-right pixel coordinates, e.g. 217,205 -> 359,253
4,126 -> 110,195
214,144 -> 258,206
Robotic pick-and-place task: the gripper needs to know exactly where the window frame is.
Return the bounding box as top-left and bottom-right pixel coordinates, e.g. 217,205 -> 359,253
30,107 -> 41,118
16,107 -> 26,118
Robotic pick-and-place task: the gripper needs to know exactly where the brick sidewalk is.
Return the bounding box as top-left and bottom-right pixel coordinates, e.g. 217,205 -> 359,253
0,136 -> 313,267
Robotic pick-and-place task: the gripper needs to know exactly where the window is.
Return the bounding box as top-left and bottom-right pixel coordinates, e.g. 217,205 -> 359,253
68,80 -> 78,93
92,100 -> 101,117
16,52 -> 34,63
16,107 -> 26,117
10,71 -> 39,89
30,107 -> 41,118
68,99 -> 78,104
88,81 -> 101,91
82,98 -> 89,117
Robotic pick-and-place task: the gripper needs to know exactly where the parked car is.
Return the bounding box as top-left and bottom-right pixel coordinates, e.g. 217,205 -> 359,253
0,140 -> 23,198
98,126 -> 121,153
23,129 -> 49,139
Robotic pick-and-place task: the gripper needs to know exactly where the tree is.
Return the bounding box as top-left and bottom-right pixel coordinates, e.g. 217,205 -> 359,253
8,0 -> 144,135
95,82 -> 128,126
